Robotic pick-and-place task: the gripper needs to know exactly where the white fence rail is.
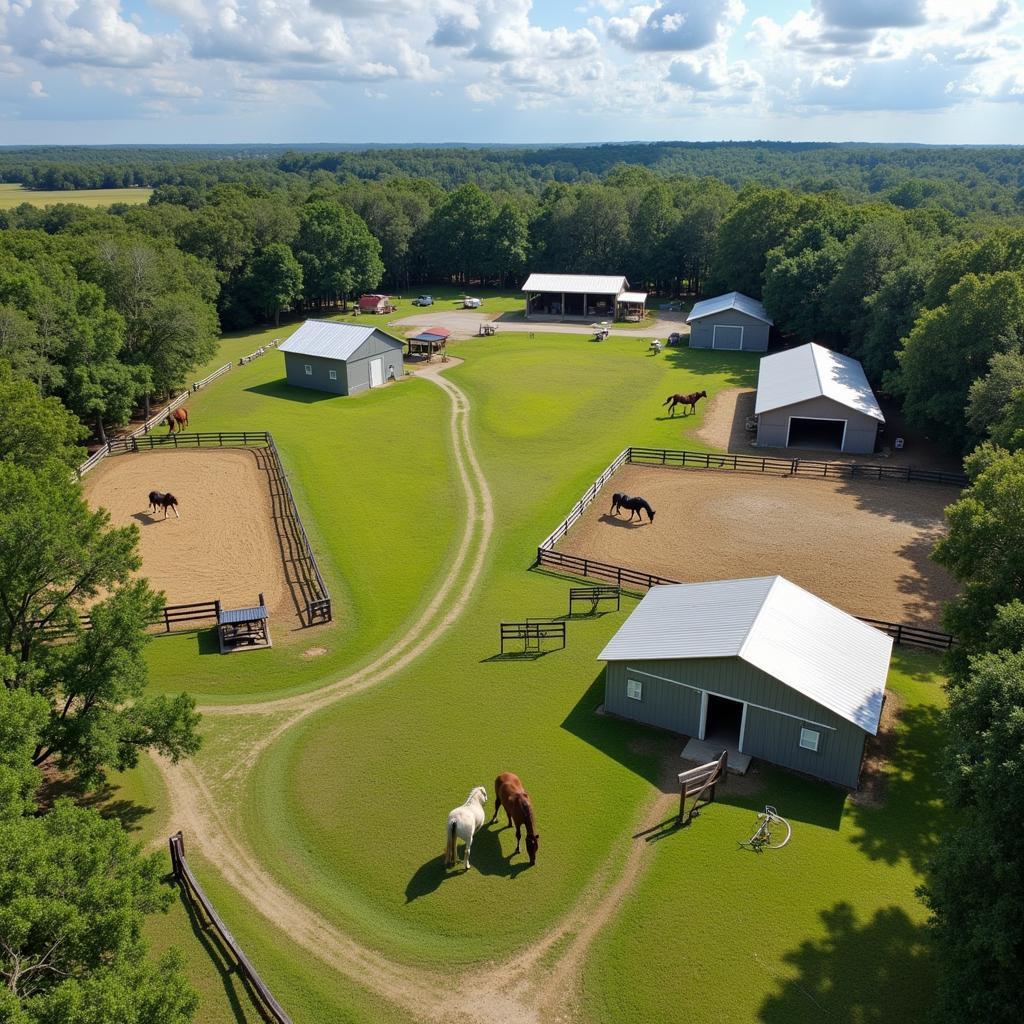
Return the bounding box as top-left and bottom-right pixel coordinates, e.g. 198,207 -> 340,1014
75,361 -> 233,479
537,448 -> 629,551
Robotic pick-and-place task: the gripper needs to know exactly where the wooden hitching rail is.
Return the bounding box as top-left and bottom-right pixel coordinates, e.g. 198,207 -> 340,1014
568,585 -> 622,615
169,832 -> 293,1024
31,599 -> 221,640
535,549 -> 957,650
500,620 -> 567,655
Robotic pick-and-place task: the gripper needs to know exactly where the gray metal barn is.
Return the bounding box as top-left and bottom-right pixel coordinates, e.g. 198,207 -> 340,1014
278,321 -> 404,396
598,577 -> 892,788
686,292 -> 773,351
755,343 -> 884,454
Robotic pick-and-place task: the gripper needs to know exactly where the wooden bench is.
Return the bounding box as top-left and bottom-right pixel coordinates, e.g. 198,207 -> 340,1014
568,586 -> 621,616
500,620 -> 566,655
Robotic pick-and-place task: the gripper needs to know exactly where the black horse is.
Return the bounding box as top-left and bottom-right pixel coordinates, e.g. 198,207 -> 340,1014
148,491 -> 180,519
610,492 -> 655,522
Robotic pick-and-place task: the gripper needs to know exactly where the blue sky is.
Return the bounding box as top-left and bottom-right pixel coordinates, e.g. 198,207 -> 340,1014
0,1 -> 1022,145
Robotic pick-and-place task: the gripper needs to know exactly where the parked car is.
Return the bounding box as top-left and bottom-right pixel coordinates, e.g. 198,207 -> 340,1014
412,295 -> 434,306
463,296 -> 482,309
667,332 -> 682,346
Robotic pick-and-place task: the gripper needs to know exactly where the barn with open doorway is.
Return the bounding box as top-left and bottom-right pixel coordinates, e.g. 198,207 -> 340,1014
598,576 -> 892,787
755,342 -> 884,454
279,320 -> 403,396
686,291 -> 773,351
520,273 -> 645,321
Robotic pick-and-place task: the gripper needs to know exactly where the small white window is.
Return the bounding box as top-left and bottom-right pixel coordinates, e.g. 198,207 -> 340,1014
799,727 -> 820,752
304,364 -> 312,376
328,369 -> 338,380
626,678 -> 643,701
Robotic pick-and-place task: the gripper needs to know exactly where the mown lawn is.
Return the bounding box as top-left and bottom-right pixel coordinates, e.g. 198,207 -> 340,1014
0,183 -> 153,208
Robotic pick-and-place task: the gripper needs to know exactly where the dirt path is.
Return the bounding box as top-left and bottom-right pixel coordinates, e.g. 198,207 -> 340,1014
156,370 -> 665,1023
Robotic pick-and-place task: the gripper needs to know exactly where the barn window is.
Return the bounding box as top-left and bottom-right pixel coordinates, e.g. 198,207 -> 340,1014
329,369 -> 338,380
626,678 -> 643,701
304,364 -> 312,376
799,727 -> 820,752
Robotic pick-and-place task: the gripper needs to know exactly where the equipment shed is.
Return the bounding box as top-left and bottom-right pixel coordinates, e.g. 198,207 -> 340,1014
687,292 -> 773,351
521,273 -> 645,321
279,320 -> 403,396
755,343 -> 884,454
598,576 -> 892,788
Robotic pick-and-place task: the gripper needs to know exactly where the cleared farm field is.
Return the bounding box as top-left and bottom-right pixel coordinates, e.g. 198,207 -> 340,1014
0,183 -> 153,207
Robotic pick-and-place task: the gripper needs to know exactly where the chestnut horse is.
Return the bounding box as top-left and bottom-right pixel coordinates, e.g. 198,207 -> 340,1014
663,390 -> 707,416
166,407 -> 189,432
490,772 -> 539,866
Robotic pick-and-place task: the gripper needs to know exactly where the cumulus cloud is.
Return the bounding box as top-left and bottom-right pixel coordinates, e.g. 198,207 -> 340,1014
607,1 -> 745,52
967,1 -> 1015,34
3,0 -> 172,68
28,79 -> 46,97
431,0 -> 598,61
813,0 -> 926,31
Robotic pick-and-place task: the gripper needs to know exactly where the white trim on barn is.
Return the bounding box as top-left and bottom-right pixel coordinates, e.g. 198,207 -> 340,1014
712,324 -> 744,350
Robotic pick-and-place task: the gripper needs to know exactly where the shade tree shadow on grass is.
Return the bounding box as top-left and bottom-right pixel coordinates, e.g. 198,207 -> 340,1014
661,347 -> 760,388
37,776 -> 155,834
846,701 -> 947,873
758,902 -> 934,1024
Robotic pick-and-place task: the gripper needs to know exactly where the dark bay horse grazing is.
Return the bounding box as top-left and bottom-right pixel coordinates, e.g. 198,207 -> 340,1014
610,492 -> 655,523
166,407 -> 189,432
490,772 -> 539,866
663,390 -> 707,416
148,491 -> 180,519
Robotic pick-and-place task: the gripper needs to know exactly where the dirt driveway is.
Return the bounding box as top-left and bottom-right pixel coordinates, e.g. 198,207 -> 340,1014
556,463 -> 961,627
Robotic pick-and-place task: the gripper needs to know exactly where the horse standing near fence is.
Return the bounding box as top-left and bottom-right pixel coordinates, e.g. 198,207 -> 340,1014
663,391 -> 707,416
445,786 -> 488,871
490,772 -> 539,866
610,492 -> 656,522
166,407 -> 189,432
148,491 -> 180,519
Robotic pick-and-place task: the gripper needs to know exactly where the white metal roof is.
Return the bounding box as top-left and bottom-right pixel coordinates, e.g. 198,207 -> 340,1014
619,291 -> 648,303
686,291 -> 773,325
278,320 -> 401,362
521,273 -> 628,295
598,576 -> 891,734
754,342 -> 885,421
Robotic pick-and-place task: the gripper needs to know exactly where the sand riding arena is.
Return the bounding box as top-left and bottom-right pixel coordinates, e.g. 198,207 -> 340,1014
83,447 -> 311,634
553,462 -> 961,627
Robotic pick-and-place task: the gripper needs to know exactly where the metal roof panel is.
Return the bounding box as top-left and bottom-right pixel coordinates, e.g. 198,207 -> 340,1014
686,291 -> 773,325
521,274 -> 628,294
278,320 -> 402,362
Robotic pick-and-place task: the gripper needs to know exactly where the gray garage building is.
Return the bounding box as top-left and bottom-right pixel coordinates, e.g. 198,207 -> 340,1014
278,320 -> 403,396
598,577 -> 892,788
686,291 -> 773,351
755,343 -> 884,454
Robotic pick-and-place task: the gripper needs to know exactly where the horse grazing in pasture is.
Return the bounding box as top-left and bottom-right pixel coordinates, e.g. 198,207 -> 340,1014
663,390 -> 707,416
166,407 -> 189,432
445,786 -> 488,871
148,491 -> 180,519
490,772 -> 539,866
610,492 -> 655,523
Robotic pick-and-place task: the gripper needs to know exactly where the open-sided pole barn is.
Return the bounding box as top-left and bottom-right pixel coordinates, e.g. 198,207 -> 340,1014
521,273 -> 646,321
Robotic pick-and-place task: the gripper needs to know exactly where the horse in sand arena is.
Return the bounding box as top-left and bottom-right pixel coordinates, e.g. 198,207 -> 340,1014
663,391 -> 707,416
166,407 -> 189,432
610,492 -> 655,523
445,786 -> 488,871
148,491 -> 180,519
490,772 -> 539,866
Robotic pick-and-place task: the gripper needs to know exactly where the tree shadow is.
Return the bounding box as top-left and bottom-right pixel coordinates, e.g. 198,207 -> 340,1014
661,347 -> 760,387
758,902 -> 934,1023
846,701 -> 947,872
37,776 -> 155,834
244,380 -> 339,403
168,877 -> 267,1024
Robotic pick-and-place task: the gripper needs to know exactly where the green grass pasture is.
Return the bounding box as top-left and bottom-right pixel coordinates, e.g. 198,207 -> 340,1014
0,183 -> 153,208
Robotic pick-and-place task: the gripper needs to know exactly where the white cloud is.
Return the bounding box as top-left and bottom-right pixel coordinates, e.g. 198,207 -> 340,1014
28,78 -> 46,97
607,1 -> 745,52
813,0 -> 926,31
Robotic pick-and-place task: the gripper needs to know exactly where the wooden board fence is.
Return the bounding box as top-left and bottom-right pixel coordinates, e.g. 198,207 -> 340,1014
169,832 -> 292,1024
535,548 -> 956,650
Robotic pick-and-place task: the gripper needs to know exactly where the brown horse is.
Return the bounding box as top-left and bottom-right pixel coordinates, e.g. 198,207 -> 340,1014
490,772 -> 539,865
663,390 -> 707,416
166,407 -> 189,432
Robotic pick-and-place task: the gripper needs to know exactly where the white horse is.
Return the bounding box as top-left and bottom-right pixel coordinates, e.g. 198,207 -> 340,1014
445,786 -> 488,870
